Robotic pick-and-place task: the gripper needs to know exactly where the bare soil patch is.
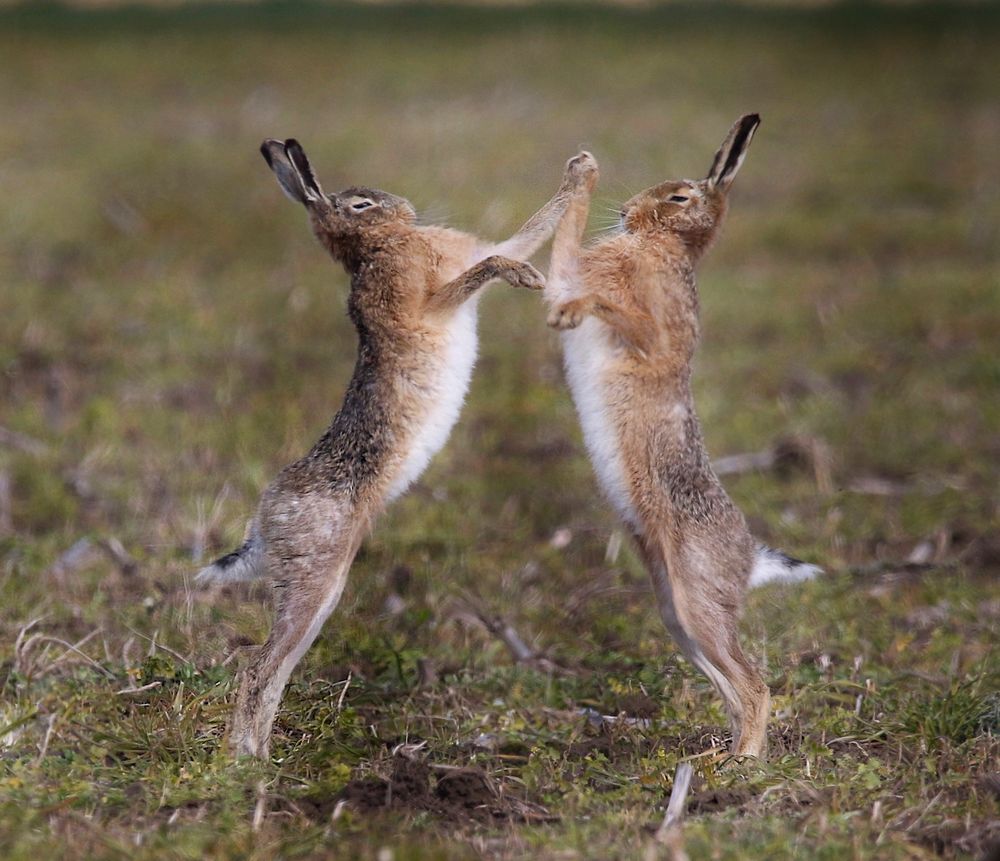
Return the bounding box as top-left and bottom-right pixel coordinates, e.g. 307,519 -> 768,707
301,756 -> 554,824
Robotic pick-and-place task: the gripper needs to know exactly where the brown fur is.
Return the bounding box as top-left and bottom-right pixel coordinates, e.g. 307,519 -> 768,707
204,141 -> 595,757
544,117 -> 771,757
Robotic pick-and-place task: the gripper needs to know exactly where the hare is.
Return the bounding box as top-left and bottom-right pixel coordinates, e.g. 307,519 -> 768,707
545,117 -> 819,757
198,139 -> 594,757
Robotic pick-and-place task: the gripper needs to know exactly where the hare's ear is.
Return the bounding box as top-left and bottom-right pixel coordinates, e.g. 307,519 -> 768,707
706,114 -> 760,192
260,138 -> 329,208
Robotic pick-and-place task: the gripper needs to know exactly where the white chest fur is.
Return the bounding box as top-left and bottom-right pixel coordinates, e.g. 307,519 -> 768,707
561,320 -> 639,527
384,297 -> 480,502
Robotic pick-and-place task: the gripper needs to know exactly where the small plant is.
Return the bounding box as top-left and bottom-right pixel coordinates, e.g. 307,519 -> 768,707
893,674 -> 997,747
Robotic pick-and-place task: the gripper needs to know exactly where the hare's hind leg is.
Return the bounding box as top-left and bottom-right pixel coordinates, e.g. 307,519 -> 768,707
230,539 -> 357,758
641,543 -> 769,758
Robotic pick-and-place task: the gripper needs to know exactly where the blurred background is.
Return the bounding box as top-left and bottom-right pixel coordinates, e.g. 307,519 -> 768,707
1,3 -> 998,859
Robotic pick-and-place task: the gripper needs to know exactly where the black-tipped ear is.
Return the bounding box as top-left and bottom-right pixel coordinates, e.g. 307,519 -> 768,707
283,139 -> 325,201
260,138 -> 327,207
706,113 -> 760,192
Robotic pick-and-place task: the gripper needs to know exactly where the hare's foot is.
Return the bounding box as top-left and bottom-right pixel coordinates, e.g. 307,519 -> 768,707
547,296 -> 592,329
564,151 -> 599,192
498,260 -> 545,291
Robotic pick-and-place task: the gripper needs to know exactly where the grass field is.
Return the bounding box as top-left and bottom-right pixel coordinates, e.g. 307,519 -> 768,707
1,3 -> 998,859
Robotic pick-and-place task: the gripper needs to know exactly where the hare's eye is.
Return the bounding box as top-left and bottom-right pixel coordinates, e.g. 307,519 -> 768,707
351,199 -> 374,211
668,195 -> 689,204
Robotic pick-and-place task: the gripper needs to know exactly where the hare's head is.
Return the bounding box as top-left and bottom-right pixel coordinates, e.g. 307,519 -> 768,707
261,139 -> 416,258
620,114 -> 760,255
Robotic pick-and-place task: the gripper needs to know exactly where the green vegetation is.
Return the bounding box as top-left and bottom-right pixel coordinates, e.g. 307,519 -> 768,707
1,3 -> 997,858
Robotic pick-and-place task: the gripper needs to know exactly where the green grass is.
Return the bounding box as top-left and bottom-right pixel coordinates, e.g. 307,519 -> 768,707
1,3 -> 998,859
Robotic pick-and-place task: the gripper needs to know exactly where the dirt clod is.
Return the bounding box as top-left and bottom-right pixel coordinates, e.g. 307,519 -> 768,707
389,756 -> 431,803
434,768 -> 494,807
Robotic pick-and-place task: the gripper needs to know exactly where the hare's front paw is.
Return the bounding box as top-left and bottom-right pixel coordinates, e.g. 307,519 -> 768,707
502,261 -> 545,291
547,298 -> 591,330
565,151 -> 599,191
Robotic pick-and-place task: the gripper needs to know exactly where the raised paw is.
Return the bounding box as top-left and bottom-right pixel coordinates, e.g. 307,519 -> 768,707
547,297 -> 591,330
501,261 -> 545,291
564,151 -> 599,191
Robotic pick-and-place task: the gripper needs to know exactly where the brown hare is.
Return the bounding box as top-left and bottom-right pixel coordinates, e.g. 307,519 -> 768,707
199,139 -> 595,757
545,118 -> 819,758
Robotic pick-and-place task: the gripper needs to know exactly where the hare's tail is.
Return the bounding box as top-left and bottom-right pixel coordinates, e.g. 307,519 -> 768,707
749,545 -> 822,588
196,534 -> 266,586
